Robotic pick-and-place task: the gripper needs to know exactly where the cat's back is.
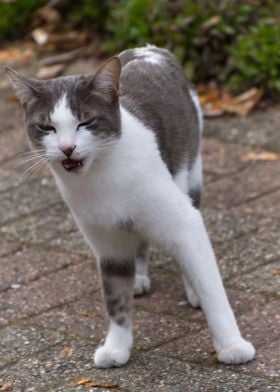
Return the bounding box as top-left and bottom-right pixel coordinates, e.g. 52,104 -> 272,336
118,46 -> 201,175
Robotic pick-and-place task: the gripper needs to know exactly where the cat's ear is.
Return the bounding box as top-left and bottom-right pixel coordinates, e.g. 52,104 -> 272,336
91,57 -> 121,101
5,67 -> 41,106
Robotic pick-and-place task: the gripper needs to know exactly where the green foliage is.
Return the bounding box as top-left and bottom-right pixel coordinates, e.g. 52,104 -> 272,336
228,20 -> 280,93
60,0 -> 108,32
0,0 -> 46,40
105,0 -> 152,49
104,0 -> 280,96
0,0 -> 279,96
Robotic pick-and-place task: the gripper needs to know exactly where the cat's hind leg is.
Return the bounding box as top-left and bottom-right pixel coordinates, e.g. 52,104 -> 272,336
134,240 -> 150,296
176,155 -> 202,306
185,154 -> 202,306
182,276 -> 200,308
138,183 -> 255,364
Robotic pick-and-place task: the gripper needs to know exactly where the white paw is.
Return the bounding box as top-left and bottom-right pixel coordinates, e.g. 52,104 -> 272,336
94,345 -> 130,368
134,274 -> 150,296
218,339 -> 255,364
186,286 -> 200,308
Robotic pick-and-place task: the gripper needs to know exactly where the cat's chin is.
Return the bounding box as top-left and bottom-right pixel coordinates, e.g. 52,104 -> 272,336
62,158 -> 85,172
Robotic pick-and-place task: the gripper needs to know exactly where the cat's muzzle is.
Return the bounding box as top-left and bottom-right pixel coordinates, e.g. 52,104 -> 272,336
62,158 -> 84,172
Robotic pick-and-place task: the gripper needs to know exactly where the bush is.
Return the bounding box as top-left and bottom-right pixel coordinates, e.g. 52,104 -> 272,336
0,0 -> 279,97
0,0 -> 46,40
228,20 -> 280,94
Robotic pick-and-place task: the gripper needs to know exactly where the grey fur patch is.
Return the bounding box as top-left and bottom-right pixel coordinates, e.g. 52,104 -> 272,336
100,258 -> 135,327
189,188 -> 201,209
101,258 -> 135,277
117,218 -> 134,232
136,240 -> 149,259
119,47 -> 200,175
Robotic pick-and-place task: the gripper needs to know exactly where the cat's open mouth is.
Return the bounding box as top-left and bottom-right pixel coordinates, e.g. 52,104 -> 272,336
62,158 -> 84,172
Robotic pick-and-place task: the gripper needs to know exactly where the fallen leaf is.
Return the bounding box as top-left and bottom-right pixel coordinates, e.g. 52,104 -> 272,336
272,269 -> 280,276
59,346 -> 74,358
198,87 -> 263,117
73,377 -> 92,386
0,379 -> 13,391
72,377 -> 118,389
80,311 -> 97,319
240,151 -> 280,161
86,382 -> 118,389
0,47 -> 33,64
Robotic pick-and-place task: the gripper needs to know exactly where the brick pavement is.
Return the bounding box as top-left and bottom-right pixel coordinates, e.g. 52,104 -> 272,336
0,58 -> 279,391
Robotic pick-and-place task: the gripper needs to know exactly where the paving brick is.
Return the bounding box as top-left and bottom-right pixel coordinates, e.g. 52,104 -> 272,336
0,325 -> 64,369
0,242 -> 21,258
204,106 -> 280,151
153,300 -> 280,381
0,343 -> 278,392
202,138 -> 250,181
0,58 -> 279,391
0,247 -> 83,291
0,202 -> 92,257
0,260 -> 99,325
204,161 -> 280,210
0,176 -> 61,225
216,232 -> 280,280
229,261 -> 280,294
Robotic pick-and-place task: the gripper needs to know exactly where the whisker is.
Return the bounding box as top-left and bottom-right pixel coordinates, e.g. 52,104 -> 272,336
12,154 -> 49,169
18,157 -> 48,183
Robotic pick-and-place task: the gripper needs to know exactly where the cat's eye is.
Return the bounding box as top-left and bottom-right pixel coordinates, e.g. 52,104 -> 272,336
37,124 -> 56,133
77,117 -> 97,130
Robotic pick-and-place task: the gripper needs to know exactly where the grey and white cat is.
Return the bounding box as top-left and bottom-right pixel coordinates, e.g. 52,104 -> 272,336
7,45 -> 255,368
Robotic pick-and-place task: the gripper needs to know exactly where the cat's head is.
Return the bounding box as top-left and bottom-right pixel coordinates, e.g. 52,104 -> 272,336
6,57 -> 121,174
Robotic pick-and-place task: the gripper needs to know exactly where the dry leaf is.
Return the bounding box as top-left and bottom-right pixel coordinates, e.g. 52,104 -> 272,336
0,47 -> 33,64
73,377 -> 92,386
72,377 -> 118,389
86,382 -> 118,389
272,269 -> 280,276
240,151 -> 280,161
198,87 -> 263,117
0,379 -> 13,391
59,346 -> 74,358
80,311 -> 97,319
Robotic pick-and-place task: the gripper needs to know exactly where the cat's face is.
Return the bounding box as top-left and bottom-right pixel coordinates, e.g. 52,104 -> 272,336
6,57 -> 121,174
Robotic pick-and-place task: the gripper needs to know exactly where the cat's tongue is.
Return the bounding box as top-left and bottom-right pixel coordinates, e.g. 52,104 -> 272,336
62,158 -> 84,172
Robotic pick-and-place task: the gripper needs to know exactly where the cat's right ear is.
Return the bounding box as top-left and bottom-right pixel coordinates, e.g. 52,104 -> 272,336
5,67 -> 41,106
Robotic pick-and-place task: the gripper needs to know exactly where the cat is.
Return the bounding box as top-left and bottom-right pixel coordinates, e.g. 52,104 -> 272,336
7,45 -> 255,368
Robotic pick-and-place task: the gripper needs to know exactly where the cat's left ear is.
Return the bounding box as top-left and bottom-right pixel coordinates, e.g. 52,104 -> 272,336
91,57 -> 121,101
5,67 -> 41,106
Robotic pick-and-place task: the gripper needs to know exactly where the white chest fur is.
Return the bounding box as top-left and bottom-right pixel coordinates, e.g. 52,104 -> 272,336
52,106 -> 169,230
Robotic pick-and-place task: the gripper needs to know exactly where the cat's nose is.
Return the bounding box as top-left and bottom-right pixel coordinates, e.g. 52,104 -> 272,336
60,145 -> 76,157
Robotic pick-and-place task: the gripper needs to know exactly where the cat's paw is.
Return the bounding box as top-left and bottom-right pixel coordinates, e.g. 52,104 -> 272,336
94,345 -> 130,368
186,285 -> 200,308
218,339 -> 255,364
134,274 -> 150,296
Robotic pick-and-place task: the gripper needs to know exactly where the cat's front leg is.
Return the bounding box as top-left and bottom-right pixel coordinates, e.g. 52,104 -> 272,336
94,257 -> 135,368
